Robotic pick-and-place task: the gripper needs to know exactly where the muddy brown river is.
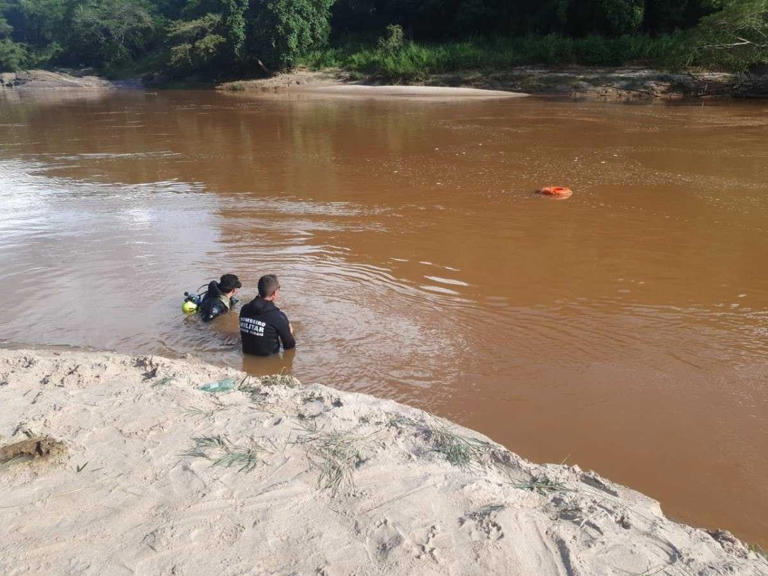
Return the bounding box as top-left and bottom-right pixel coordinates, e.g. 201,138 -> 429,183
1,90 -> 766,546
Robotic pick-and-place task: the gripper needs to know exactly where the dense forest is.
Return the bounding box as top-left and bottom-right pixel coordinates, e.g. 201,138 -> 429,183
0,0 -> 766,78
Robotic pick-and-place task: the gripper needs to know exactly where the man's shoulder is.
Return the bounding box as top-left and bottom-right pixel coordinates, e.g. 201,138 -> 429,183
270,309 -> 290,331
240,298 -> 277,317
239,298 -> 258,315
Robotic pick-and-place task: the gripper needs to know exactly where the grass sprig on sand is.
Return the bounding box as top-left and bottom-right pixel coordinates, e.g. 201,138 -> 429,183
464,503 -> 505,521
258,374 -> 299,388
184,435 -> 270,472
388,415 -> 493,468
428,426 -> 488,467
184,406 -> 218,419
151,376 -> 174,388
183,398 -> 233,420
294,422 -> 367,496
213,446 -> 266,473
238,372 -> 298,404
515,475 -> 570,495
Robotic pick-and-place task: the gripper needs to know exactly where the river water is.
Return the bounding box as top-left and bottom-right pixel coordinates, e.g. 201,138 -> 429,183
1,89 -> 766,546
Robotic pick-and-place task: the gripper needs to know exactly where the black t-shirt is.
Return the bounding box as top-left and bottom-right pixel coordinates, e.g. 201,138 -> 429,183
239,297 -> 295,356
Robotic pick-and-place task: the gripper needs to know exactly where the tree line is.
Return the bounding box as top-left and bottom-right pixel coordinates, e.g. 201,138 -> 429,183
0,0 -> 766,76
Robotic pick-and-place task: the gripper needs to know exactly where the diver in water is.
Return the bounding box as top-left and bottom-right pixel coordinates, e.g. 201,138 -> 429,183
196,273 -> 242,322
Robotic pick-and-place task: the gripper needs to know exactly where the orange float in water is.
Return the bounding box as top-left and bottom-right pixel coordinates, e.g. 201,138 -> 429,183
538,186 -> 573,199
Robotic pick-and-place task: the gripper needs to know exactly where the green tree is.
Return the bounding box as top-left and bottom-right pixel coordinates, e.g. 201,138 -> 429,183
599,0 -> 644,35
0,2 -> 32,70
15,0 -> 68,45
566,0 -> 644,36
70,0 -> 156,67
0,38 -> 28,70
0,10 -> 12,38
695,0 -> 768,70
165,13 -> 227,75
643,0 -> 723,33
221,0 -> 248,59
245,0 -> 335,69
164,0 -> 248,77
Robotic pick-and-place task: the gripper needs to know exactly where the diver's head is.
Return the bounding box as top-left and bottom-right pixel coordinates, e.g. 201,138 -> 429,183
217,273 -> 242,297
258,274 -> 280,301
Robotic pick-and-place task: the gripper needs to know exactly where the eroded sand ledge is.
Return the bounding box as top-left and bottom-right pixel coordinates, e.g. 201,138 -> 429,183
1,348 -> 765,576
216,67 -> 768,100
1,70 -> 115,90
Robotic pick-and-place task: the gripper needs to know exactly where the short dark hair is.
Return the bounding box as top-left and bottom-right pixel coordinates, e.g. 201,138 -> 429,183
258,274 -> 280,298
218,273 -> 241,293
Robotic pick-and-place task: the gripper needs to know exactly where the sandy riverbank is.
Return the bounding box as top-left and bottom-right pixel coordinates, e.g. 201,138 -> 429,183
218,69 -> 524,99
218,67 -> 768,101
0,70 -> 115,90
1,348 -> 765,575
5,66 -> 766,100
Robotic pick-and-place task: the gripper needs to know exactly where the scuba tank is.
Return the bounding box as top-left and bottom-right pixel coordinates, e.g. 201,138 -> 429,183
182,281 -> 240,315
182,283 -> 210,314
182,291 -> 202,314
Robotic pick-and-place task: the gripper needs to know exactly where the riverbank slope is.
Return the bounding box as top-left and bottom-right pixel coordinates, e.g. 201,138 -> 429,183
0,69 -> 115,90
1,348 -> 765,575
218,66 -> 768,101
3,66 -> 767,100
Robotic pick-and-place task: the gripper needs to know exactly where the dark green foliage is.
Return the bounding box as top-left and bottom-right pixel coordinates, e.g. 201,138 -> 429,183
644,0 -> 723,33
163,0 -> 252,77
13,0 -> 68,45
693,0 -> 768,71
0,12 -> 12,38
329,0 -> 718,38
165,13 -> 226,75
302,33 -> 696,81
0,7 -> 26,70
70,0 -> 156,67
377,23 -> 404,53
0,0 -> 157,70
221,0 -> 248,59
0,38 -> 28,70
245,0 -> 335,69
0,0 -> 760,77
566,0 -> 645,36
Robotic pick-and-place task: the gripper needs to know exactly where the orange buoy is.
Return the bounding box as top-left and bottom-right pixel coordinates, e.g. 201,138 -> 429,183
538,186 -> 573,199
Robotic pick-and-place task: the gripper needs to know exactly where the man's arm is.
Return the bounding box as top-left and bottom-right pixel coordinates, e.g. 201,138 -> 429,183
277,312 -> 296,350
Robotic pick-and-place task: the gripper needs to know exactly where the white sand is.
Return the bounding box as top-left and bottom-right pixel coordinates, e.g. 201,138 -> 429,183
1,70 -> 115,90
217,70 -> 526,99
297,84 -> 524,99
1,348 -> 765,576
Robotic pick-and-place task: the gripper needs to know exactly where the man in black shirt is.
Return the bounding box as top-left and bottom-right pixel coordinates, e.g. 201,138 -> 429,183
198,273 -> 241,322
240,274 -> 295,356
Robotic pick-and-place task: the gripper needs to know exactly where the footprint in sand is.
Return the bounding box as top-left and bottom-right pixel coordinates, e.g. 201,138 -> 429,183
366,518 -> 404,561
415,524 -> 440,562
459,505 -> 505,542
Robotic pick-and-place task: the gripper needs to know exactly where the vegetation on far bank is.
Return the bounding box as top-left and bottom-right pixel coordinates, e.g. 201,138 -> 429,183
0,0 -> 766,81
300,32 -> 702,82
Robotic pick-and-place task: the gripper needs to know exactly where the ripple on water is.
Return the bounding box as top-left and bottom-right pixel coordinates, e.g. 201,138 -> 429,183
2,95 -> 768,546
